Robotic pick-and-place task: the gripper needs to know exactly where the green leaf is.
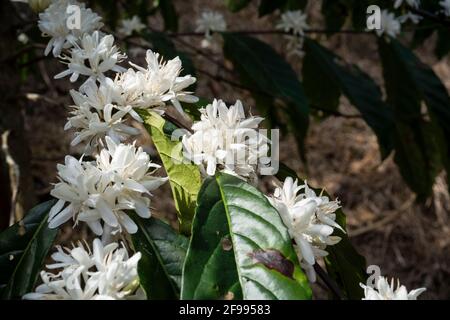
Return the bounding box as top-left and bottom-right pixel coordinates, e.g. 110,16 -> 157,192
222,33 -> 310,155
302,43 -> 341,113
182,173 -> 312,300
130,215 -> 188,299
158,0 -> 178,32
379,38 -> 448,199
225,0 -> 251,12
275,164 -> 367,300
324,210 -> 367,300
0,200 -> 58,299
303,38 -> 394,156
139,110 -> 202,234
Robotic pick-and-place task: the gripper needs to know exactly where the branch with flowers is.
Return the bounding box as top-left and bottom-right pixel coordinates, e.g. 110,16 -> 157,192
4,0 -> 449,301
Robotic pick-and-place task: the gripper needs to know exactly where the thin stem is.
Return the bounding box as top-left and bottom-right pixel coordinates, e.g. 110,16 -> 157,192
171,37 -> 233,75
197,68 -> 363,119
313,263 -> 345,300
168,29 -> 370,38
409,7 -> 450,27
196,67 -> 258,92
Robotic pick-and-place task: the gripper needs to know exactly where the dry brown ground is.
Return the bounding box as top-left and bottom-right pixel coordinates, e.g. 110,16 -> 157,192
17,1 -> 449,299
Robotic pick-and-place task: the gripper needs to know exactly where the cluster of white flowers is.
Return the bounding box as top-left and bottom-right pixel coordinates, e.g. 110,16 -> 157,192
65,49 -> 197,152
196,11 -> 227,39
268,177 -> 343,282
55,31 -> 126,84
440,0 -> 450,16
361,276 -> 426,300
23,0 -> 197,301
195,10 -> 227,49
118,15 -> 146,37
117,50 -> 198,116
277,10 -> 309,56
24,1 -> 429,301
23,239 -> 144,300
66,78 -> 141,151
49,137 -> 167,235
182,99 -> 268,183
38,0 -> 198,155
38,0 -> 103,57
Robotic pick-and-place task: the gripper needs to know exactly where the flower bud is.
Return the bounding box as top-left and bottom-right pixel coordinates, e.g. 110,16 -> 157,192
29,0 -> 52,13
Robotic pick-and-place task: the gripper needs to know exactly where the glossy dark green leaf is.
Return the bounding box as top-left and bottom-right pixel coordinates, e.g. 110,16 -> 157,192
379,38 -> 448,199
275,164 -> 367,300
302,42 -> 341,113
0,200 -> 58,299
182,173 -> 312,300
225,0 -> 251,12
222,33 -> 309,156
130,215 -> 188,299
324,210 -> 367,300
139,110 -> 202,234
303,38 -> 394,157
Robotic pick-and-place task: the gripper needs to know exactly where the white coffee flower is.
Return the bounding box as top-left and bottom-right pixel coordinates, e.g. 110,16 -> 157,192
55,31 -> 126,83
399,12 -> 422,24
284,35 -> 305,57
182,99 -> 267,182
361,276 -> 426,300
440,0 -> 450,16
394,0 -> 420,9
196,11 -> 227,39
66,79 -> 141,152
38,0 -> 103,57
48,137 -> 167,235
23,239 -> 144,300
277,10 -> 309,56
18,33 -> 29,44
375,10 -> 402,39
118,15 -> 146,37
268,177 -> 343,282
114,50 -> 198,116
277,10 -> 309,37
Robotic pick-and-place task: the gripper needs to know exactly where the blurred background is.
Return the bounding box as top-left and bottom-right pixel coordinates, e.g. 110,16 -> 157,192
0,0 -> 449,299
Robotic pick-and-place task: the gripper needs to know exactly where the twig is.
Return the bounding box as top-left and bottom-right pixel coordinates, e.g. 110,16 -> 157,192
171,37 -> 233,75
168,29 -> 370,38
409,7 -> 450,27
313,263 -> 345,300
1,131 -> 21,226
